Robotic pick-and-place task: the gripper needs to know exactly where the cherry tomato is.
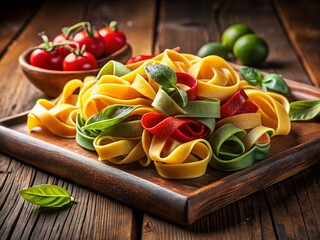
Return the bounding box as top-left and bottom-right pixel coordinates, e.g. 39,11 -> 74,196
30,48 -> 64,70
52,33 -> 72,57
98,21 -> 126,55
126,55 -> 154,64
73,30 -> 105,58
62,51 -> 98,71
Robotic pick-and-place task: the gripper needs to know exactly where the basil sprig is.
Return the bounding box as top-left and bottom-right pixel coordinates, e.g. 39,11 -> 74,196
240,68 -> 291,95
83,105 -> 138,131
19,184 -> 74,208
145,64 -> 188,107
289,100 -> 320,121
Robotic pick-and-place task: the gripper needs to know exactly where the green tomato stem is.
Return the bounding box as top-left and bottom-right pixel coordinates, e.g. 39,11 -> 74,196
109,21 -> 119,31
65,21 -> 94,38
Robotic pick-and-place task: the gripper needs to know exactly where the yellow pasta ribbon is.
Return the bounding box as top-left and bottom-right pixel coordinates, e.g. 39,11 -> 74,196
79,75 -> 152,120
188,55 -> 240,101
146,134 -> 212,179
28,79 -> 83,138
28,100 -> 78,138
94,136 -> 145,165
158,49 -> 194,72
242,126 -> 273,150
245,89 -> 291,135
216,113 -> 262,129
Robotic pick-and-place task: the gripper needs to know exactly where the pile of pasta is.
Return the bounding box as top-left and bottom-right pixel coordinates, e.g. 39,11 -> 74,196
27,49 -> 291,179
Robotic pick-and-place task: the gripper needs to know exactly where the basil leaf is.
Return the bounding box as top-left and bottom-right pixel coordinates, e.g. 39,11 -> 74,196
289,100 -> 320,121
19,184 -> 74,208
262,74 -> 291,95
83,105 -> 138,131
145,64 -> 177,88
96,60 -> 131,80
240,68 -> 291,95
145,64 -> 188,107
239,68 -> 263,85
174,86 -> 188,107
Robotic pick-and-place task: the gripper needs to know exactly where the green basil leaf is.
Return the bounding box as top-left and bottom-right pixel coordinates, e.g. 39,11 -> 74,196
96,60 -> 131,80
145,64 -> 177,88
19,184 -> 74,208
262,74 -> 291,95
174,86 -> 188,107
289,100 -> 320,121
145,64 -> 188,107
239,68 -> 263,85
83,105 -> 138,131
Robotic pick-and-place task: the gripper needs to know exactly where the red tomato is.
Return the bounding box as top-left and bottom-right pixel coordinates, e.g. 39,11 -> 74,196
30,48 -> 64,70
126,55 -> 154,64
53,33 -> 69,43
62,51 -> 98,71
73,30 -> 105,58
98,21 -> 126,55
52,33 -> 72,57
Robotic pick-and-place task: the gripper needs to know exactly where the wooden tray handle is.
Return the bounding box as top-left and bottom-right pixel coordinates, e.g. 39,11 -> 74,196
230,62 -> 320,101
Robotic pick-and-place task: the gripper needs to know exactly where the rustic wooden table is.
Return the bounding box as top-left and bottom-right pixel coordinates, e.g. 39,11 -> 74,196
1,0 -> 319,239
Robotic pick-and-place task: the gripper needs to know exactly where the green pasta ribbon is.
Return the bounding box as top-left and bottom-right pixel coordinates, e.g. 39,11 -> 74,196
209,123 -> 270,171
152,88 -> 220,118
76,113 -> 98,151
151,89 -> 219,136
96,60 -> 131,80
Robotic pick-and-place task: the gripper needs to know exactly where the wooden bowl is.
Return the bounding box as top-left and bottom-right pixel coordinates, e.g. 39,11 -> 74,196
19,44 -> 132,98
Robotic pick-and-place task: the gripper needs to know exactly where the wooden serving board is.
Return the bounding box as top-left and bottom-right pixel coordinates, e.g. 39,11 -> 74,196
0,80 -> 320,226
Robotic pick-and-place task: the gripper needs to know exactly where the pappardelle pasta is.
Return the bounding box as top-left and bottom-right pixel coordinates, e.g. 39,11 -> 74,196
27,49 -> 291,179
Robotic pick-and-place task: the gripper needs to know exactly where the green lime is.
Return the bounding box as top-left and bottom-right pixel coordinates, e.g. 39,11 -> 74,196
233,34 -> 269,66
197,42 -> 229,60
221,24 -> 254,52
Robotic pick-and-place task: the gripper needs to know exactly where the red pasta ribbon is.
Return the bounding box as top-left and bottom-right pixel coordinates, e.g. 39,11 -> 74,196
141,112 -> 209,142
176,72 -> 198,100
220,89 -> 258,119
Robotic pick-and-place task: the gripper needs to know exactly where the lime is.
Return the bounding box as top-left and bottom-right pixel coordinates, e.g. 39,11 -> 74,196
221,24 -> 254,52
197,42 -> 229,60
233,34 -> 269,66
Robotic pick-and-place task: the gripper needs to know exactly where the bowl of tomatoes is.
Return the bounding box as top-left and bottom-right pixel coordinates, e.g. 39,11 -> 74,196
19,21 -> 132,98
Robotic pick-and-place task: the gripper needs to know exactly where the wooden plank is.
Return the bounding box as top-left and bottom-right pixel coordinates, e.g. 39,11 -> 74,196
265,167 -> 320,239
0,157 -> 136,240
156,0 -> 219,54
142,192 -> 276,239
0,1 -> 41,56
274,0 -> 320,87
217,0 -> 310,84
86,0 -> 157,56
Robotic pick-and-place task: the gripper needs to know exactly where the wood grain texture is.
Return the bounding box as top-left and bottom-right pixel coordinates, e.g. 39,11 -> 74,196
217,0 -> 311,85
142,192 -> 276,239
86,0 -> 157,56
0,1 -> 41,57
274,0 -> 320,87
0,158 -> 135,240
